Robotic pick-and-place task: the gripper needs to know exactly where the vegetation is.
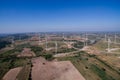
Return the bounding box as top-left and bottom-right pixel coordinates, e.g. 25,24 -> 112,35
11,34 -> 31,40
0,40 -> 11,50
30,46 -> 43,56
42,41 -> 65,48
0,49 -> 19,57
91,64 -> 115,80
95,56 -> 120,75
56,48 -> 76,53
0,57 -> 29,79
0,60 -> 10,79
0,42 -> 46,79
73,41 -> 84,48
42,54 -> 54,61
15,43 -> 31,50
0,43 -> 33,79
57,51 -> 120,80
15,43 -> 44,56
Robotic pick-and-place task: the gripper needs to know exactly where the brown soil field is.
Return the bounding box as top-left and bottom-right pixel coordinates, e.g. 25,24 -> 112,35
31,57 -> 85,80
17,48 -> 36,57
2,67 -> 22,80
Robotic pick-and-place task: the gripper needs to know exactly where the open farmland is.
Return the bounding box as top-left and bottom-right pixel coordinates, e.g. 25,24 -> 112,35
17,48 -> 36,57
31,57 -> 85,80
57,51 -> 120,80
97,54 -> 120,73
0,32 -> 120,80
16,65 -> 31,80
2,67 -> 22,80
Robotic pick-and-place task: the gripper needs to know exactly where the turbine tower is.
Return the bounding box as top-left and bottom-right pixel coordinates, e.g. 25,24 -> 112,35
85,33 -> 88,46
11,36 -> 14,44
107,38 -> 111,53
11,36 -> 15,47
62,33 -> 64,39
62,33 -> 65,42
19,36 -> 21,41
80,34 -> 81,39
55,41 -> 58,54
114,34 -> 117,44
84,40 -> 85,47
105,34 -> 107,42
38,33 -> 41,45
84,33 -> 86,47
45,34 -> 48,50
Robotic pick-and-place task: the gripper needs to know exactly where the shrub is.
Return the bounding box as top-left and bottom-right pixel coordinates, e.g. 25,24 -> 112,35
43,54 -> 53,61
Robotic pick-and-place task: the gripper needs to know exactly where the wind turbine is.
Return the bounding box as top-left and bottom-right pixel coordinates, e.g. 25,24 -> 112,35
55,41 -> 58,54
83,33 -> 86,47
45,34 -> 48,50
80,34 -> 82,39
107,38 -> 111,53
38,33 -> 41,45
85,33 -> 88,46
62,33 -> 64,39
11,36 -> 15,44
105,34 -> 107,42
10,36 -> 15,47
19,35 -> 21,41
84,40 -> 85,47
62,33 -> 65,42
114,34 -> 117,44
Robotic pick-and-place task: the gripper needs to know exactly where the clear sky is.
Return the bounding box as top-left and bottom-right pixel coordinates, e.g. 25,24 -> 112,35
0,0 -> 120,33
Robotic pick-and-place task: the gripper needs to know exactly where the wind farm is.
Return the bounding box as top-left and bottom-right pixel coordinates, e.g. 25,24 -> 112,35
0,32 -> 120,80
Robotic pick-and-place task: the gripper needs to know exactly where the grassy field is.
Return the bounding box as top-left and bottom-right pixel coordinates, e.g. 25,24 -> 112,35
42,41 -> 66,48
93,40 -> 120,51
97,54 -> 120,74
57,51 -> 120,80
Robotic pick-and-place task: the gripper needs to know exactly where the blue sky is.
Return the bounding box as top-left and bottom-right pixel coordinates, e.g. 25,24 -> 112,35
0,0 -> 120,33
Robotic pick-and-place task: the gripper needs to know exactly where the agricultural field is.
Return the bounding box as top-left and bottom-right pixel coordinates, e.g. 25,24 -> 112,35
31,57 -> 85,80
0,57 -> 29,80
39,41 -> 77,54
17,48 -> 36,57
57,51 -> 120,80
0,32 -> 120,80
2,67 -> 22,80
97,54 -> 120,73
0,44 -> 42,80
16,65 -> 31,80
